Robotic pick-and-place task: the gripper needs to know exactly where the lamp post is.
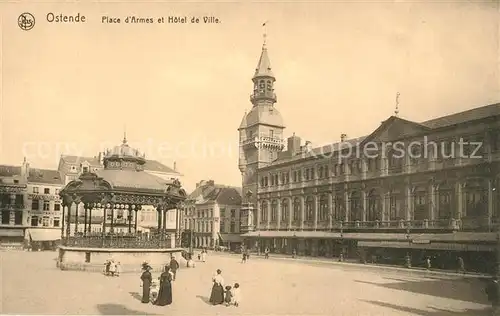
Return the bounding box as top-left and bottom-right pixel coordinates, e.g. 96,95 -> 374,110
405,222 -> 411,268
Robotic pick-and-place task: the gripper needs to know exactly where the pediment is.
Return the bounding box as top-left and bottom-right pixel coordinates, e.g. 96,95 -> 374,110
362,116 -> 431,145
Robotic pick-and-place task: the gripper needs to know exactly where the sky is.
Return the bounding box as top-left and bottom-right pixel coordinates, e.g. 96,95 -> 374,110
0,1 -> 499,193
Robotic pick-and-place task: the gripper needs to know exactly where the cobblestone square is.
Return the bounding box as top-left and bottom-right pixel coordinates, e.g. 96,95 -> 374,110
0,251 -> 492,315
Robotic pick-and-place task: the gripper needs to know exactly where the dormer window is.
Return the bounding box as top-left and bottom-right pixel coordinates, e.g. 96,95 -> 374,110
82,167 -> 89,173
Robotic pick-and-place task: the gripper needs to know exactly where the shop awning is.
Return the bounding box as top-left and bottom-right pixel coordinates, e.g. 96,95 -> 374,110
219,233 -> 243,243
358,241 -> 495,252
0,229 -> 24,237
27,229 -> 61,241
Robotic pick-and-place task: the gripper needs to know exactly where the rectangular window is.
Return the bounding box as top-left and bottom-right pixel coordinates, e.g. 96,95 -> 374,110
1,210 -> 10,224
231,209 -> 236,218
32,187 -> 39,194
54,218 -> 60,227
44,188 -> 50,194
42,216 -> 50,227
220,208 -> 226,218
43,201 -> 50,211
54,203 -> 61,211
32,199 -> 39,210
31,216 -> 39,227
230,221 -> 236,233
14,211 -> 22,225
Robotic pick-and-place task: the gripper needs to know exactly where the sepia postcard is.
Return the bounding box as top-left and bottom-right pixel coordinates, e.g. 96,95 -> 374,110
0,1 -> 499,315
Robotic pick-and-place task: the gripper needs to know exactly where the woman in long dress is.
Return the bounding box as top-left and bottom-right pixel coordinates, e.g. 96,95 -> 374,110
209,269 -> 224,305
155,265 -> 173,306
140,264 -> 152,303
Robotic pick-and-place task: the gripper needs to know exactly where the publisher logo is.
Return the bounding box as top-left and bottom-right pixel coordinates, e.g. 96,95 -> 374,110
18,13 -> 35,31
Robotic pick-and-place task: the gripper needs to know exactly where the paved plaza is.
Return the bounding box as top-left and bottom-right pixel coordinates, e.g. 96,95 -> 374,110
0,251 -> 492,315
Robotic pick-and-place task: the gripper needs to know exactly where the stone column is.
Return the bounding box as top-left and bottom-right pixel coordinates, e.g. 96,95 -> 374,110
83,207 -> 88,237
256,201 -> 261,230
381,157 -> 389,176
328,193 -> 333,230
405,185 -> 412,221
276,199 -> 281,230
344,189 -> 350,222
288,198 -> 293,230
266,200 -> 271,230
313,195 -> 318,231
88,207 -> 93,234
300,196 -> 305,231
429,183 -> 436,222
381,192 -> 387,222
102,208 -> 107,236
361,190 -> 367,222
456,181 -> 463,220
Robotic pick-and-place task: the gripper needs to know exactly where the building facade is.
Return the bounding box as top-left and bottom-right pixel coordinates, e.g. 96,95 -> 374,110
0,164 -> 27,248
238,42 -> 500,273
181,180 -> 242,249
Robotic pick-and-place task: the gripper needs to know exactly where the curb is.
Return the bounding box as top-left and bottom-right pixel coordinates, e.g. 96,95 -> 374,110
213,252 -> 488,279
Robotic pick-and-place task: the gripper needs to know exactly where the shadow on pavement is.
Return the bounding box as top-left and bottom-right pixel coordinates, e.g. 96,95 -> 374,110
128,292 -> 142,302
196,295 -> 211,305
362,300 -> 490,316
355,278 -> 488,304
96,303 -> 159,315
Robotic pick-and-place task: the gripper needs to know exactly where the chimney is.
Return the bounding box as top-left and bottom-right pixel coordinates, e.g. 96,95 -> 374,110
287,134 -> 301,156
173,161 -> 177,171
340,134 -> 347,142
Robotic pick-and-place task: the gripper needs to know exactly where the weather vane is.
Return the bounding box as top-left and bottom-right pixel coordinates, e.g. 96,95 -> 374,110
262,21 -> 268,46
395,92 -> 400,117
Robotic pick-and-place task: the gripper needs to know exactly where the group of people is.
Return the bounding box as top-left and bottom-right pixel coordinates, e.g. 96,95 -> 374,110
140,254 -> 179,306
104,259 -> 121,277
209,269 -> 241,307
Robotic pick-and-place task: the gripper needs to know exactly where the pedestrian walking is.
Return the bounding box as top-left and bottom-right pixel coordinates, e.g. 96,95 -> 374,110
425,257 -> 431,270
264,247 -> 270,259
140,263 -> 153,303
232,283 -> 241,307
457,256 -> 465,275
241,252 -> 247,263
169,255 -> 179,281
209,269 -> 225,305
485,276 -> 500,314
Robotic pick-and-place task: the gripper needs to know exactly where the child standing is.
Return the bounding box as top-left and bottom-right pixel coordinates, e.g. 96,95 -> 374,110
224,285 -> 233,306
232,283 -> 241,307
241,253 -> 247,263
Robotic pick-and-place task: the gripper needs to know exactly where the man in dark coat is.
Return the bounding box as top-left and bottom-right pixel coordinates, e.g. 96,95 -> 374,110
486,276 -> 500,313
169,255 -> 180,281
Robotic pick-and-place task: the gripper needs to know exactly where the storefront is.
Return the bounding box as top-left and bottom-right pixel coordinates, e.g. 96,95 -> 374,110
0,228 -> 25,249
25,228 -> 61,251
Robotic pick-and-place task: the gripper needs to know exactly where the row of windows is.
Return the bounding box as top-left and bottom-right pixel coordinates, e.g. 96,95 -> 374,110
32,187 -> 60,195
31,200 -> 61,211
220,221 -> 238,233
30,216 -> 60,227
220,208 -> 237,218
258,185 -> 494,222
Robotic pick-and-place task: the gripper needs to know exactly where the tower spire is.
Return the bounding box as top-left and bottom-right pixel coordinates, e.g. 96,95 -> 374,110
123,125 -> 127,144
262,21 -> 268,48
395,92 -> 400,117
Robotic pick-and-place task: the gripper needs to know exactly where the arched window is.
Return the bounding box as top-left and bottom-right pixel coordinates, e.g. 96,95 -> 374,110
281,199 -> 288,221
271,200 -> 278,222
389,190 -> 404,220
266,80 -> 272,91
261,200 -> 268,222
349,191 -> 361,221
438,183 -> 454,220
293,198 -> 301,221
367,189 -> 381,221
319,195 -> 328,221
464,179 -> 488,217
305,196 -> 314,221
334,195 -> 343,220
413,186 -> 428,220
259,80 -> 265,92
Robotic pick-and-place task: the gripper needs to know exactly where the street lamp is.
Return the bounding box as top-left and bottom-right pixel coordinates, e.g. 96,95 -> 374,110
405,222 -> 411,268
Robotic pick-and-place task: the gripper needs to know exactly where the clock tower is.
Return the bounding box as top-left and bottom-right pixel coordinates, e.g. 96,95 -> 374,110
238,40 -> 285,232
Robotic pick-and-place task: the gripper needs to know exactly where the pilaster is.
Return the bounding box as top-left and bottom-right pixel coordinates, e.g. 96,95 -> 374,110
300,196 -> 305,231
361,190 -> 367,222
288,198 -> 293,230
276,199 -> 281,230
429,182 -> 436,221
455,181 -> 463,220
256,200 -> 261,230
344,189 -> 350,222
328,193 -> 333,229
405,185 -> 412,221
313,195 -> 318,231
266,200 -> 271,230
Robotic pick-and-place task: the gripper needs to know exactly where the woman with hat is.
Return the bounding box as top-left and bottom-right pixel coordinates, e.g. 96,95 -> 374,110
209,269 -> 225,305
155,265 -> 174,306
140,262 -> 153,303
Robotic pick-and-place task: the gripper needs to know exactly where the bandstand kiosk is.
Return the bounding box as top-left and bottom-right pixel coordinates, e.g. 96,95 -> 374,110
57,139 -> 187,272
